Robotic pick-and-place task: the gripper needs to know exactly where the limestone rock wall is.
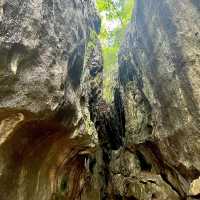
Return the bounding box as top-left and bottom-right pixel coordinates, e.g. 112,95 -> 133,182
1,0 -> 200,200
0,0 -> 103,199
108,0 -> 200,199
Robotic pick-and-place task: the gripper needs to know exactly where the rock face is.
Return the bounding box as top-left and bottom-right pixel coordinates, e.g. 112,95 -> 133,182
1,0 -> 200,200
108,0 -> 200,199
0,0 -> 103,199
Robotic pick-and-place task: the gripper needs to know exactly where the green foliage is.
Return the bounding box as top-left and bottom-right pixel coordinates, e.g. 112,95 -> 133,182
84,29 -> 98,69
96,0 -> 135,102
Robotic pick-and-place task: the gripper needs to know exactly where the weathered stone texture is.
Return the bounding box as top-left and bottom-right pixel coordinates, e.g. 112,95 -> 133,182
0,0 -> 103,199
1,0 -> 200,199
109,0 -> 200,199
0,0 -> 100,114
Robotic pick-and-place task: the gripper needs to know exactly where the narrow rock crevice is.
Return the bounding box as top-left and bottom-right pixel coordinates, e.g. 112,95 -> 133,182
0,0 -> 200,200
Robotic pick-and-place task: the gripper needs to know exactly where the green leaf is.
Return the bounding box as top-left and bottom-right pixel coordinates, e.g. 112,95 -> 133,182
96,0 -> 135,102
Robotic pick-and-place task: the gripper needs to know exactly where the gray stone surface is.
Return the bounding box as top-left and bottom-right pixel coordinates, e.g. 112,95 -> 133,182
109,0 -> 200,199
0,0 -> 200,199
0,0 -> 100,114
0,0 -> 103,199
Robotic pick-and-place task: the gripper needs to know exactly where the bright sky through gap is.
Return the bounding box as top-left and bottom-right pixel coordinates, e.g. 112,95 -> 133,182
96,0 -> 135,102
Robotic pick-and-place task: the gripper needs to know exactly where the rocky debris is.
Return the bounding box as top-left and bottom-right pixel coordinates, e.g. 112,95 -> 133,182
189,177 -> 200,196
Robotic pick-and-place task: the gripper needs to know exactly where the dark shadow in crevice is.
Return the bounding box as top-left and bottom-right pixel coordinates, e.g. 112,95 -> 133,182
136,150 -> 152,171
125,196 -> 138,200
114,194 -> 123,200
114,87 -> 126,138
68,43 -> 85,89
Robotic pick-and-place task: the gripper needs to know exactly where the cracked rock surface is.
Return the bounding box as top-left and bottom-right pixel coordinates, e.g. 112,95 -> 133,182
0,0 -> 103,199
106,0 -> 200,199
0,0 -> 200,200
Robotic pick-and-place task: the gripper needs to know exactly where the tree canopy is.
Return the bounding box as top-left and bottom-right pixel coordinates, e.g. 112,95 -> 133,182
96,0 -> 135,102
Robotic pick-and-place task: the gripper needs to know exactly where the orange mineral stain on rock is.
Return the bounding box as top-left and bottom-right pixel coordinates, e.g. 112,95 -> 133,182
0,109 -> 96,200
